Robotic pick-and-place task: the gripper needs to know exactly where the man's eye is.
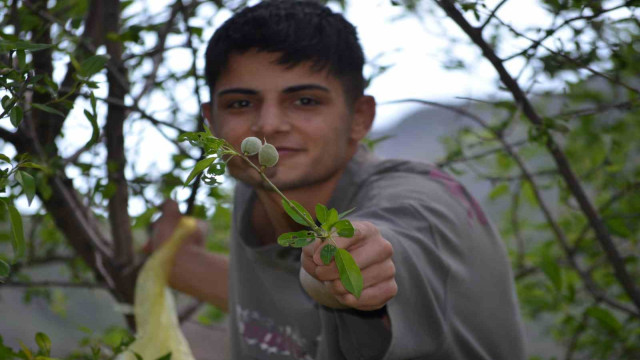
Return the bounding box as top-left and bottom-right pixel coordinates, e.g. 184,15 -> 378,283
228,100 -> 251,109
295,97 -> 318,106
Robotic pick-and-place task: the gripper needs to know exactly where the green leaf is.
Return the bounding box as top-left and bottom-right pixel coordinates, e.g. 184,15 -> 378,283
277,231 -> 315,248
315,204 -> 328,224
0,40 -> 52,51
605,218 -> 632,238
184,157 -> 217,185
83,109 -> 100,147
322,208 -> 339,231
19,162 -> 46,171
19,341 -> 33,360
10,105 -> 23,128
282,199 -> 313,227
15,171 -> 36,206
156,352 -> 172,360
0,154 -> 11,163
538,246 -> 562,291
333,219 -> 355,237
17,49 -> 26,69
320,244 -> 337,265
31,103 -> 64,117
1,199 -> 25,260
586,306 -> 622,333
79,55 -> 109,77
35,333 -> 51,356
0,259 -> 10,278
335,249 -> 363,298
488,183 -> 509,201
338,207 -> 356,219
521,180 -> 537,206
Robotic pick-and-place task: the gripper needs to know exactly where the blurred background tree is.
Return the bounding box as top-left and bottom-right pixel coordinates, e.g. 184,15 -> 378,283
0,0 -> 639,359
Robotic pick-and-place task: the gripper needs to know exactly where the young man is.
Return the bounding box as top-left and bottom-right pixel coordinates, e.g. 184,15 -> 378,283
150,1 -> 526,359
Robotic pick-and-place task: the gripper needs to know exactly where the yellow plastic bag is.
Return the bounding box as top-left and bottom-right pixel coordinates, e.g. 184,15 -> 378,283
117,217 -> 197,360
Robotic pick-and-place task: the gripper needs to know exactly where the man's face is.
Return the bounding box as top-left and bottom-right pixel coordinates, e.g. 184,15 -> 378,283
203,50 -> 373,191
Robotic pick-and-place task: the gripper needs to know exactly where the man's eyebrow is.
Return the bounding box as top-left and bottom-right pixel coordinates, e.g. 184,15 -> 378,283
216,88 -> 258,97
283,84 -> 330,94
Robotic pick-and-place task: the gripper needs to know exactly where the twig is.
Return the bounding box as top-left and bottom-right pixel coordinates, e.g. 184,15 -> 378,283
502,1 -> 632,62
435,0 -> 640,313
495,16 -> 639,95
479,0 -> 509,31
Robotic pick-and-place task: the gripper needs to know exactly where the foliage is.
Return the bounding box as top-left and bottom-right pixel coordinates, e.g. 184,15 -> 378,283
1,0 -> 639,358
394,0 -> 640,359
181,132 -> 364,298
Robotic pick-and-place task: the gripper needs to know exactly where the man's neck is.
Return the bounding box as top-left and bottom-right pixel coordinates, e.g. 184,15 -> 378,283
250,168 -> 345,246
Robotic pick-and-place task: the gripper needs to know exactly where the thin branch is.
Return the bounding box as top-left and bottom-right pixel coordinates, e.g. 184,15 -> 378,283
394,94 -> 639,316
435,0 -> 640,313
494,16 -> 640,95
502,1 -> 633,62
104,0 -> 134,271
63,133 -> 106,166
179,0 -> 207,215
132,2 -> 182,104
479,0 -> 509,31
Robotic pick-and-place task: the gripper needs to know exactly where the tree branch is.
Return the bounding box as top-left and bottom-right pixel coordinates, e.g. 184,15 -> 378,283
502,1 -> 632,62
104,0 -> 134,274
435,0 -> 640,313
479,0 -> 509,31
132,2 -> 182,104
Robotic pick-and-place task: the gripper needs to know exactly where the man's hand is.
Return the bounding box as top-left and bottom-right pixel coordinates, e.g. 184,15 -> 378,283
301,221 -> 397,311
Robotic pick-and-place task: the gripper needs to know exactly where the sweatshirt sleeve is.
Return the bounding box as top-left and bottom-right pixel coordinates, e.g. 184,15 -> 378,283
318,168 -> 525,360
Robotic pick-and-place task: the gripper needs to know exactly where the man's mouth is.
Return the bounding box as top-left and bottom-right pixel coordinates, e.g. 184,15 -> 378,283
275,147 -> 302,157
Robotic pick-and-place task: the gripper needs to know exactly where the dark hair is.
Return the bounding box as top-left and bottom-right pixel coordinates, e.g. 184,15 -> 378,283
204,0 -> 365,105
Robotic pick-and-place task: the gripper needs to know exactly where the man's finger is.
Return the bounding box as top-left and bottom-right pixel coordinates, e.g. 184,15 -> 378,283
336,278 -> 398,311
325,258 -> 396,295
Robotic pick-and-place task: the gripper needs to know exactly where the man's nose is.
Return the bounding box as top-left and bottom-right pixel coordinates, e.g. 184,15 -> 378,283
251,102 -> 291,136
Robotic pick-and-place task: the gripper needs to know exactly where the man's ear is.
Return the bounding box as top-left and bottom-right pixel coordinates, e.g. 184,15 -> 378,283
201,102 -> 216,134
350,95 -> 375,142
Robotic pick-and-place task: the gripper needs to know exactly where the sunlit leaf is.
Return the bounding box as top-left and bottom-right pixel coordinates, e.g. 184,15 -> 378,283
184,157 -> 217,185
335,249 -> 363,298
35,332 -> 51,356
